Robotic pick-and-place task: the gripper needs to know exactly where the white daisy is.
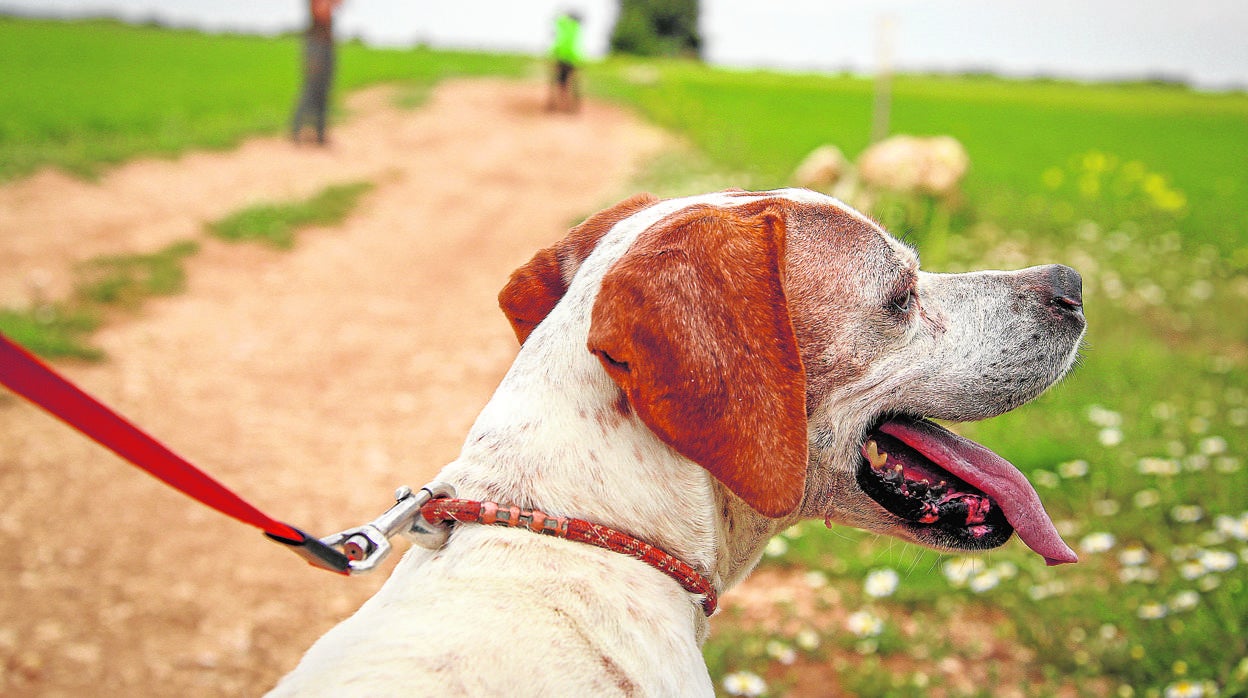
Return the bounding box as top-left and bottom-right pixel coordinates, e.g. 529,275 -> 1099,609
846,610 -> 884,638
722,671 -> 767,697
1163,680 -> 1205,698
864,568 -> 900,598
1080,532 -> 1117,554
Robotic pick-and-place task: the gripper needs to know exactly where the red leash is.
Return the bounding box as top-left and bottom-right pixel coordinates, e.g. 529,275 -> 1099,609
0,333 -> 351,574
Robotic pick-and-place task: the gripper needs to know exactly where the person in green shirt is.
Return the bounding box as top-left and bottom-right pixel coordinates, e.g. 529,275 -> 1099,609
547,11 -> 585,113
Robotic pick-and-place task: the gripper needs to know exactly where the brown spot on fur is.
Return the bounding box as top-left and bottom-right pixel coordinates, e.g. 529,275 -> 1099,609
598,653 -> 639,697
539,603 -> 638,696
591,390 -> 633,436
611,389 -> 631,418
425,653 -> 464,675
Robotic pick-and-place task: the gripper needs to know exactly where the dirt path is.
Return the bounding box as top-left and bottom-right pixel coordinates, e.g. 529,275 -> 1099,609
0,79 -> 671,696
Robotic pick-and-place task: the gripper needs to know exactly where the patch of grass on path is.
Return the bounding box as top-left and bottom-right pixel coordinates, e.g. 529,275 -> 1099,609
0,307 -> 102,360
208,181 -> 374,248
77,240 -> 200,307
2,180 -> 374,359
0,240 -> 198,360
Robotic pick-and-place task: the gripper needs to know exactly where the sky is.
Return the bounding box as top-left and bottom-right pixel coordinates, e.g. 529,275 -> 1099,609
3,0 -> 1246,90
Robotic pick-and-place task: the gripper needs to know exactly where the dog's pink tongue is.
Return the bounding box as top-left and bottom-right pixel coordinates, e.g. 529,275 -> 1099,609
878,417 -> 1077,565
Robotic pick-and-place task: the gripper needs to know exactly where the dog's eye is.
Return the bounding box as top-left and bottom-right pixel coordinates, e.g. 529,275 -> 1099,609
891,289 -> 915,313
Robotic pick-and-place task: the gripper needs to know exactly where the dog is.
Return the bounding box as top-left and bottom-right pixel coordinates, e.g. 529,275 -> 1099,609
268,188 -> 1085,696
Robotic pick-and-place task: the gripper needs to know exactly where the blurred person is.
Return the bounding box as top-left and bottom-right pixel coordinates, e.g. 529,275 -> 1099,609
291,0 -> 343,145
547,11 -> 585,113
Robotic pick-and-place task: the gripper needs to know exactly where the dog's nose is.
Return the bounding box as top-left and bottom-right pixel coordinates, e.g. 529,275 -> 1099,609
1035,264 -> 1083,317
1046,264 -> 1083,310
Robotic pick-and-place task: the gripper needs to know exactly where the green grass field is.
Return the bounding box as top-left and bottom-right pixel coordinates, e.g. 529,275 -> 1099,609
0,17 -> 536,182
586,59 -> 1248,261
0,16 -> 1244,698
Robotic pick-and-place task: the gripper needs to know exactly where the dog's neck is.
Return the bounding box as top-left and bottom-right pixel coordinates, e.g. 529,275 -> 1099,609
441,365 -> 720,572
436,329 -> 787,615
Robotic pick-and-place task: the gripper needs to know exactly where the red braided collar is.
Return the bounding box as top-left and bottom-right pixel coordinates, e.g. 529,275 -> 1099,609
420,498 -> 718,616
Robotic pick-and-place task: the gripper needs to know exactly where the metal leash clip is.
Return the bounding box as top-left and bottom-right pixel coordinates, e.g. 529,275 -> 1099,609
318,481 -> 457,574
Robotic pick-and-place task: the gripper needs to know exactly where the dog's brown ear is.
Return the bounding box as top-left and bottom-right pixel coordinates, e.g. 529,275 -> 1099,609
499,193 -> 659,344
588,202 -> 808,518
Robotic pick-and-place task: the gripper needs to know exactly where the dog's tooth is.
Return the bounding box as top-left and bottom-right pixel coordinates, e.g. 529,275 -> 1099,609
877,462 -> 902,483
866,440 -> 890,469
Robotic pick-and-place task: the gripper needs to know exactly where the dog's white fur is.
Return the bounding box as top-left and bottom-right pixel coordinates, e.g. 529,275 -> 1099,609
269,189 -> 1084,696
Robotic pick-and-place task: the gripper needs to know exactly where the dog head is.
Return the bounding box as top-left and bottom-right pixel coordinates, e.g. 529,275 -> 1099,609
499,189 -> 1085,564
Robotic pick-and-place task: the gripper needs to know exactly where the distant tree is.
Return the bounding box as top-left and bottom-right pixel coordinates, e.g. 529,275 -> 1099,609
610,0 -> 701,58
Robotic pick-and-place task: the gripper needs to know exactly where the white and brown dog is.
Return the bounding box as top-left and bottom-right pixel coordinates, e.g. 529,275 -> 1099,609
269,188 -> 1085,696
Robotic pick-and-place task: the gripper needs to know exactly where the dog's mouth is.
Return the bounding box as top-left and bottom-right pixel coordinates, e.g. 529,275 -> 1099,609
856,415 -> 1077,565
